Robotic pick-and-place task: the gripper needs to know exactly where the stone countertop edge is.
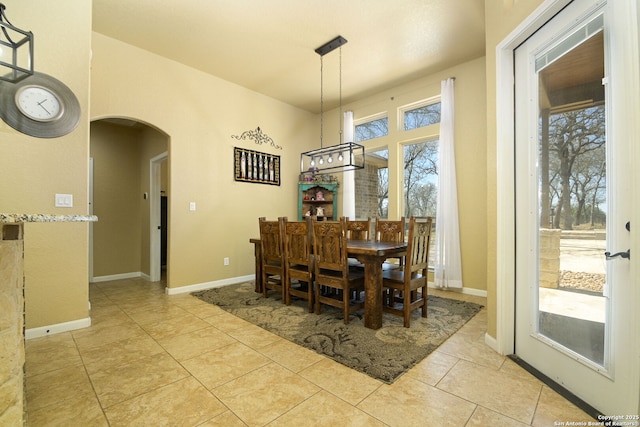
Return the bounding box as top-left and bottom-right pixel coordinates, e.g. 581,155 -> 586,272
0,213 -> 98,223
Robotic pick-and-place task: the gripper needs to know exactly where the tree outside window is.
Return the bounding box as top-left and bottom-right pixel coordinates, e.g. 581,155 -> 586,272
404,140 -> 438,218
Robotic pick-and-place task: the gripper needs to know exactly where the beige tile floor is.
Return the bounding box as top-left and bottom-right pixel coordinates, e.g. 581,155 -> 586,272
25,277 -> 594,426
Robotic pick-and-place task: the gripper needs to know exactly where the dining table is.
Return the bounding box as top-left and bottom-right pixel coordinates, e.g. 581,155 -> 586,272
249,237 -> 407,330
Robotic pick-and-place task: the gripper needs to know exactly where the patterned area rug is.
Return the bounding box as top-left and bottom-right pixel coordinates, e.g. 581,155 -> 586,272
192,282 -> 483,384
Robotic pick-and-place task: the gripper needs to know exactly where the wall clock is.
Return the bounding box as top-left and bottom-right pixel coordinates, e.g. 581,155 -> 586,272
0,71 -> 81,138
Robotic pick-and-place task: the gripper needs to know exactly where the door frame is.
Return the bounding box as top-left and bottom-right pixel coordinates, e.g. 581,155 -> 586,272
495,0 -> 640,353
150,151 -> 168,283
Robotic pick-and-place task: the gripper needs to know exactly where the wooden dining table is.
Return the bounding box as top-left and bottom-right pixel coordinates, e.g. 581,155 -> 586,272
249,238 -> 407,330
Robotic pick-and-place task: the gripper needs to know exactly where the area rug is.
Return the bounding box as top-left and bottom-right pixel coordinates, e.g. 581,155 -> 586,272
192,282 -> 483,384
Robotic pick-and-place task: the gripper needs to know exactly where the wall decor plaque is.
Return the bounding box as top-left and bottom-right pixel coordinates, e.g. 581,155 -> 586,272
234,147 -> 280,185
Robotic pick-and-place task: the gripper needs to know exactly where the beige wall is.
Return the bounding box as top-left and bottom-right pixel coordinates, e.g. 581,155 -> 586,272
90,122 -> 142,276
484,0 -> 546,338
335,56 -> 488,292
90,33 -> 318,290
0,1 -> 92,329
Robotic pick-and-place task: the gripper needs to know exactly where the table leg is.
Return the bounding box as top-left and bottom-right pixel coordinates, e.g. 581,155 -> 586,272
252,241 -> 263,293
362,255 -> 384,329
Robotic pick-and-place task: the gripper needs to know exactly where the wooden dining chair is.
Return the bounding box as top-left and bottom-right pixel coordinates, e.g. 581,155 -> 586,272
344,216 -> 371,271
345,217 -> 371,240
375,216 -> 406,270
282,217 -> 314,312
382,216 -> 433,327
312,219 -> 365,324
258,217 -> 286,300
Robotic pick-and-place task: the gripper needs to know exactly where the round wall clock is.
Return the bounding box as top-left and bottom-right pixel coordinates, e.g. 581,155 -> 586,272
0,71 -> 81,138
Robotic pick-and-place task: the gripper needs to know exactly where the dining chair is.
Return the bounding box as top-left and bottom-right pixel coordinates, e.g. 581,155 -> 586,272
312,219 -> 365,324
382,216 -> 433,327
345,217 -> 371,240
375,216 -> 406,270
344,216 -> 371,271
258,216 -> 286,300
282,217 -> 314,312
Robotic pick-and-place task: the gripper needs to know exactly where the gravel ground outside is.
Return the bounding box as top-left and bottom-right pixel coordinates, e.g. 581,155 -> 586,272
559,270 -> 605,293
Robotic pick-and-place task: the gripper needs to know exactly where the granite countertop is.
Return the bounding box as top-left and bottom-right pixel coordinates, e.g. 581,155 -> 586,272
0,213 -> 98,223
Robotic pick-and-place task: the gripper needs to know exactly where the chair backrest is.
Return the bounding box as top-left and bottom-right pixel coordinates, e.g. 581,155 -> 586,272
405,216 -> 434,278
259,217 -> 285,265
344,217 -> 371,240
312,220 -> 349,276
375,217 -> 406,243
283,217 -> 313,267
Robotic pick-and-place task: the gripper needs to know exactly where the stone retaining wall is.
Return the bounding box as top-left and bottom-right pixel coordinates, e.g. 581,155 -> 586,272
539,228 -> 561,289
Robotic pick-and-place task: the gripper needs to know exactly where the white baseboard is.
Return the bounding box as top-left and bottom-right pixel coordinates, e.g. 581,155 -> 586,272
91,271 -> 143,283
484,332 -> 500,353
427,282 -> 488,298
165,274 -> 255,295
26,317 -> 92,339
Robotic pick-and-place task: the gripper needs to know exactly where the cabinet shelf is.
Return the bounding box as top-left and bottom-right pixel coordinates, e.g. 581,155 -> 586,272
298,182 -> 338,221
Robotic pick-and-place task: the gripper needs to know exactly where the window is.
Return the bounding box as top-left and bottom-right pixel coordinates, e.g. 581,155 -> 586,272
403,102 -> 441,131
404,139 -> 438,268
403,140 -> 438,218
355,116 -> 388,142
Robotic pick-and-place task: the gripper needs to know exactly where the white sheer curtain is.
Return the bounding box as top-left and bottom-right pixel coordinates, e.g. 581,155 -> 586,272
342,111 -> 356,219
434,78 -> 463,289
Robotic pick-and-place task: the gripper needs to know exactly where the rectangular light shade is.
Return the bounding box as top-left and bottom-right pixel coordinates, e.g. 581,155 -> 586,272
0,21 -> 33,83
300,142 -> 365,175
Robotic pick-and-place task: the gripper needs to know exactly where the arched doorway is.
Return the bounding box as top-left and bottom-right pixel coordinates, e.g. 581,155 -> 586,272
89,118 -> 170,286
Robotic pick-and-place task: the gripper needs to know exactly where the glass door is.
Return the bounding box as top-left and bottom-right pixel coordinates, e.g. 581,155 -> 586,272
514,0 -> 638,414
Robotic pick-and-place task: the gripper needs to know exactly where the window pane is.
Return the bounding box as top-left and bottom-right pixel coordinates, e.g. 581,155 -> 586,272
403,140 -> 438,218
355,117 -> 388,142
354,148 -> 389,218
404,103 -> 441,130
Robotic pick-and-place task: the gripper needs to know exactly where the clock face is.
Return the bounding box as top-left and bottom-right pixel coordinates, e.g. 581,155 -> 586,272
15,85 -> 64,122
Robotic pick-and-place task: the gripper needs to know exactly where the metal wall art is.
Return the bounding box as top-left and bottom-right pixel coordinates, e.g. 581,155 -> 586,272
231,126 -> 282,150
234,147 -> 280,185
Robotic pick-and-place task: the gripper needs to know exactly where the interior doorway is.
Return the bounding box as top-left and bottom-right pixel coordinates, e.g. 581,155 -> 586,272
89,119 -> 169,284
150,152 -> 168,283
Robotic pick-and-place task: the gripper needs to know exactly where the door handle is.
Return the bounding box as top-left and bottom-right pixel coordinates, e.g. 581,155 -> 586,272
604,249 -> 630,260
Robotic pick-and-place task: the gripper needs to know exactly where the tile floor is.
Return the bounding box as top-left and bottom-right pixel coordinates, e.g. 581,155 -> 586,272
25,277 -> 594,426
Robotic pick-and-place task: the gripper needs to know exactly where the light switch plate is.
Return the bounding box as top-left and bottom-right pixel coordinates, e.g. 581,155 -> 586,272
189,202 -> 196,211
55,194 -> 73,207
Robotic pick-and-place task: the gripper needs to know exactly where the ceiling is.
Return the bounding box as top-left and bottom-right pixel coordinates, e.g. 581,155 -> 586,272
92,0 -> 486,113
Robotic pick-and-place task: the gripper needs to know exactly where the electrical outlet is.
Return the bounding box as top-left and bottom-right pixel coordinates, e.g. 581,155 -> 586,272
223,257 -> 230,266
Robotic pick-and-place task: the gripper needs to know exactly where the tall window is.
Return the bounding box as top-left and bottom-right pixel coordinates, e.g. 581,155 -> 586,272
403,140 -> 438,218
355,116 -> 388,142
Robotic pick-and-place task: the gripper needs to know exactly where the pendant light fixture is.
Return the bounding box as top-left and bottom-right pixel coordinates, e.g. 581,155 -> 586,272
300,35 -> 365,175
0,3 -> 33,83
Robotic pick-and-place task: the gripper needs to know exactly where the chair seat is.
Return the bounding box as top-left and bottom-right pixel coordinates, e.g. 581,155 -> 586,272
382,269 -> 426,283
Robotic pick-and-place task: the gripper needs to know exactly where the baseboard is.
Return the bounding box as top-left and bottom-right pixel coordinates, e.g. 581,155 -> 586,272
25,317 -> 92,339
484,332 -> 499,353
427,282 -> 488,298
165,274 -> 255,295
91,271 -> 143,283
